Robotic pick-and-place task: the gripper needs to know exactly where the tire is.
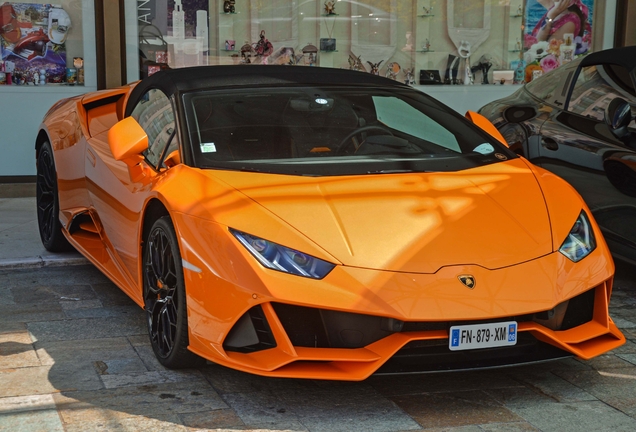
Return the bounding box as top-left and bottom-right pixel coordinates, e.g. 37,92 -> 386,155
36,141 -> 73,252
143,216 -> 205,368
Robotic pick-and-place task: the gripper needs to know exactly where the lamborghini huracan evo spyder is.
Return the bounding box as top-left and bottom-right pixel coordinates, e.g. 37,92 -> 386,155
35,66 -> 624,380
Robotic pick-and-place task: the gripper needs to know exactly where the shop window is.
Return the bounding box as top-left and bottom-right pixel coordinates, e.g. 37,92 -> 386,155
123,0 -> 605,87
0,1 -> 93,86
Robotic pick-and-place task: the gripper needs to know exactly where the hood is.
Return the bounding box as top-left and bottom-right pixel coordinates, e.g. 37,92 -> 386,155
211,158 -> 553,273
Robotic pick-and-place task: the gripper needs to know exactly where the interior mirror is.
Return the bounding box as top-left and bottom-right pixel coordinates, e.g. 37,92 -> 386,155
604,97 -> 632,139
465,110 -> 509,147
108,117 -> 148,166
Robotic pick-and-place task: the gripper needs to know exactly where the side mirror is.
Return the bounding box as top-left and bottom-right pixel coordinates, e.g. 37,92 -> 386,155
604,97 -> 632,139
108,117 -> 148,166
465,110 -> 509,147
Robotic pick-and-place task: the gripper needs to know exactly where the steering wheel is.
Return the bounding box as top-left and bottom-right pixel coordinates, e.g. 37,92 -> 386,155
336,125 -> 394,154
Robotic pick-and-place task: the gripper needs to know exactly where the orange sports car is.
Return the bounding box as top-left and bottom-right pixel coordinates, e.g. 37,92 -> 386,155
36,66 -> 624,380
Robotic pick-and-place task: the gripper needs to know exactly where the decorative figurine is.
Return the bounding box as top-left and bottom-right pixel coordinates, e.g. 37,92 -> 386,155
517,4 -> 523,16
367,60 -> 383,75
422,38 -> 430,52
348,53 -> 363,71
472,54 -> 492,84
301,43 -> 318,66
223,0 -> 235,14
253,30 -> 274,62
385,62 -> 401,80
516,38 -> 521,52
324,1 -> 336,15
402,31 -> 413,52
240,41 -> 254,63
423,6 -> 433,15
403,68 -> 415,85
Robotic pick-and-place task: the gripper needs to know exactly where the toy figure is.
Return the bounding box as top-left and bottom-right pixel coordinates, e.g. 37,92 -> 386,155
348,53 -> 363,71
367,60 -> 383,75
324,1 -> 336,15
385,62 -> 401,80
422,38 -> 430,52
253,30 -> 273,60
403,68 -> 415,85
423,6 -> 432,15
240,42 -> 254,63
223,0 -> 235,13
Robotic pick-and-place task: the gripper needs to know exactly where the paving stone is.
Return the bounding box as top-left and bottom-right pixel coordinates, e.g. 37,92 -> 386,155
369,370 -> 520,397
201,363 -> 318,395
0,363 -> 102,397
60,299 -> 103,311
611,316 -> 636,329
583,353 -> 636,370
179,409 -> 245,429
99,369 -> 206,389
0,265 -> 110,288
0,394 -> 57,414
53,381 -> 226,425
94,358 -> 148,375
485,386 -> 565,406
63,305 -> 142,320
0,302 -> 65,323
0,408 -> 64,432
617,354 -> 636,366
34,337 -> 138,366
0,341 -> 40,369
513,370 -> 597,402
477,421 -> 540,431
10,284 -> 97,304
221,392 -> 308,431
390,390 -> 523,429
91,282 -> 137,307
27,315 -> 146,342
279,385 -> 423,432
553,368 -> 636,417
0,287 -> 15,305
59,412 -> 187,432
507,400 -> 636,432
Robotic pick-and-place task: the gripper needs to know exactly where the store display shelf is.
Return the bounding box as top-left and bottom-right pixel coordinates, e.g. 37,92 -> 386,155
417,50 -> 435,53
221,12 -> 237,14
320,50 -> 338,52
418,14 -> 435,17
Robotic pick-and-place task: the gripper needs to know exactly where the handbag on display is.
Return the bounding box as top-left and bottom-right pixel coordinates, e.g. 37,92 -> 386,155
319,38 -> 336,52
138,24 -> 170,78
419,69 -> 442,85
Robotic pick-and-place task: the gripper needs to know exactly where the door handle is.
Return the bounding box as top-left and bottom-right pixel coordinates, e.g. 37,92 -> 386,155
86,148 -> 96,167
541,137 -> 559,151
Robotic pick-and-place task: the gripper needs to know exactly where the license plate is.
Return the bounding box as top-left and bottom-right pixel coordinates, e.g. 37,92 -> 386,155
449,321 -> 517,351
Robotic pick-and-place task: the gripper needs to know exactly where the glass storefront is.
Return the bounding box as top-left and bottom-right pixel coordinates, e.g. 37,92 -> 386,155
123,0 -> 605,87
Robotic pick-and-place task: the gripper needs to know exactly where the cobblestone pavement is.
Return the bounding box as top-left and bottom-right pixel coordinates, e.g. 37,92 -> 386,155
1,262 -> 636,432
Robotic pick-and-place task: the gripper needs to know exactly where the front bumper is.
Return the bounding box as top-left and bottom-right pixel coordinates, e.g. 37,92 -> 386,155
187,278 -> 624,381
179,217 -> 624,380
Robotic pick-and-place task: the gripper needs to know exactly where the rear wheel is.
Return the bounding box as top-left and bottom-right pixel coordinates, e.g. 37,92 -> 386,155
143,216 -> 204,368
36,141 -> 72,252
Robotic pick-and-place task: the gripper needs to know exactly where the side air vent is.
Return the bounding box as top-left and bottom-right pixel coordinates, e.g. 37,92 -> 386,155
223,305 -> 277,353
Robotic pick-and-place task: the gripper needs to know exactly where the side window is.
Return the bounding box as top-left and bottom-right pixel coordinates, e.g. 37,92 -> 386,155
131,89 -> 176,168
567,65 -> 636,122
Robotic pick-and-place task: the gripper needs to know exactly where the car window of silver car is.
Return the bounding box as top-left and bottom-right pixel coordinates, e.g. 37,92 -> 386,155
567,65 -> 636,123
525,62 -> 575,102
130,88 -> 176,169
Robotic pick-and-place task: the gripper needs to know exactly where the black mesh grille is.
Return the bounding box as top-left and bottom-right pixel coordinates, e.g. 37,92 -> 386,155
561,288 -> 596,330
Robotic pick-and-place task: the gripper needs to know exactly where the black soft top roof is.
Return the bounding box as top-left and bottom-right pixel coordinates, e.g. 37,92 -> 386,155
579,46 -> 636,72
126,65 -> 408,116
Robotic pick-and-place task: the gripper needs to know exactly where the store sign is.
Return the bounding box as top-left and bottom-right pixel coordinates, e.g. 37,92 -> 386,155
138,0 -> 156,24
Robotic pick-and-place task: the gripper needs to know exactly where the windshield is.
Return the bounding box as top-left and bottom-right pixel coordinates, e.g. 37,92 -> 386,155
183,86 -> 516,176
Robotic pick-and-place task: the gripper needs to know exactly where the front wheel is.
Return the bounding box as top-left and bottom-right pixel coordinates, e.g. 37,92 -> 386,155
143,216 -> 204,368
36,140 -> 73,252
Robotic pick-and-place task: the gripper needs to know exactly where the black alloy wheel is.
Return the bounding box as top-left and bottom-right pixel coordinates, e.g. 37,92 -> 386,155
36,141 -> 72,252
143,216 -> 204,368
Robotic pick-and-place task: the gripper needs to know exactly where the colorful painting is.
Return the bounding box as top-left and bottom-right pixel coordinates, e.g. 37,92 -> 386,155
0,3 -> 69,84
523,0 -> 594,81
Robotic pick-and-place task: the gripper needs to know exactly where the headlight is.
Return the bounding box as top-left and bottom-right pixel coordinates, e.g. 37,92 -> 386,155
559,211 -> 596,262
230,229 -> 335,279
